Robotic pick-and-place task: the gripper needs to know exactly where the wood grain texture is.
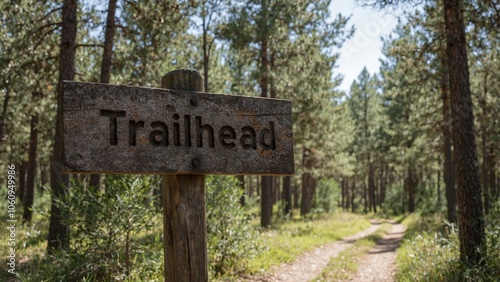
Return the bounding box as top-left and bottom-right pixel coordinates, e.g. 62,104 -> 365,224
161,69 -> 206,282
62,80 -> 294,175
162,174 -> 206,282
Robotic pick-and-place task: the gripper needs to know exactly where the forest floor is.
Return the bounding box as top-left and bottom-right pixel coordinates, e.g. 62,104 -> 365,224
242,220 -> 406,282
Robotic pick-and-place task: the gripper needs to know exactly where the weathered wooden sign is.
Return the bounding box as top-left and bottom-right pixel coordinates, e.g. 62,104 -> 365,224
63,81 -> 294,175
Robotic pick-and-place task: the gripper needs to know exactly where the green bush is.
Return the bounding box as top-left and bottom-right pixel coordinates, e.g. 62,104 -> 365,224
206,175 -> 261,279
311,178 -> 339,216
19,175 -> 161,281
397,209 -> 500,282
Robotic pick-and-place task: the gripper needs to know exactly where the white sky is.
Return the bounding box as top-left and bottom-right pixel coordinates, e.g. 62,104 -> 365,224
329,0 -> 400,93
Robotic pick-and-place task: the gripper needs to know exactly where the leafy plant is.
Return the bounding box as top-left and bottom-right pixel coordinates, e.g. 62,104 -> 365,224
396,210 -> 500,281
311,178 -> 339,215
19,175 -> 161,281
206,175 -> 261,279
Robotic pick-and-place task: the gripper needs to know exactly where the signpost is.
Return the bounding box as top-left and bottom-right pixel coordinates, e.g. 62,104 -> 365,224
62,69 -> 294,281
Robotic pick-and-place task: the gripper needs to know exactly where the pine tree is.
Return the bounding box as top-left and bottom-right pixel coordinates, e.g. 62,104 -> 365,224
48,0 -> 78,252
220,0 -> 353,220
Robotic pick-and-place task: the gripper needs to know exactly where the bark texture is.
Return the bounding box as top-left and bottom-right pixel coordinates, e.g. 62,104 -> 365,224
89,0 -> 118,190
443,0 -> 486,264
23,107 -> 38,223
48,0 -> 77,252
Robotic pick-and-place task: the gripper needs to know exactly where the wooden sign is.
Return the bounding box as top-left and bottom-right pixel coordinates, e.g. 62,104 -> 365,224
62,81 -> 294,175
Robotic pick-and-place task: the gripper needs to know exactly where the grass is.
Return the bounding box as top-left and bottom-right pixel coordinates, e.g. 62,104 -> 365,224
396,210 -> 500,282
245,212 -> 371,274
314,221 -> 392,281
1,180 -> 371,281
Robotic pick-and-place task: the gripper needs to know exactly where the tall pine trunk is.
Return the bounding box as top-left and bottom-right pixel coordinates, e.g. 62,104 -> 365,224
89,0 -> 118,190
363,176 -> 368,213
18,161 -> 27,204
261,176 -> 272,227
0,88 -> 10,148
489,146 -> 496,202
341,178 -> 346,209
23,98 -> 39,223
480,70 -> 490,214
443,0 -> 486,265
351,177 -> 356,213
407,166 -> 416,213
48,0 -> 77,252
300,148 -> 315,216
238,175 -> 245,206
283,176 -> 292,215
259,3 -> 272,226
369,160 -> 376,213
440,53 -> 457,223
293,179 -> 299,209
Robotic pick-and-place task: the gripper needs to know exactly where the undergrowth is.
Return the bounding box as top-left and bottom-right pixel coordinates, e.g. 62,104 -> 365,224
396,204 -> 500,282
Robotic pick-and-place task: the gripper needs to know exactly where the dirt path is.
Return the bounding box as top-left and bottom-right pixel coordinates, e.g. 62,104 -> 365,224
344,222 -> 406,282
241,220 -> 382,282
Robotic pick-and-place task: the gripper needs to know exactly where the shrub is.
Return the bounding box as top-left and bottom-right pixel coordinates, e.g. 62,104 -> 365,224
206,175 -> 261,279
311,178 -> 339,216
397,209 -> 500,282
19,175 -> 161,281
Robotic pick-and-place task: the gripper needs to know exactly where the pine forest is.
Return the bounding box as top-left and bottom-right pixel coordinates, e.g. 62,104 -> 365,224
1,0 -> 499,281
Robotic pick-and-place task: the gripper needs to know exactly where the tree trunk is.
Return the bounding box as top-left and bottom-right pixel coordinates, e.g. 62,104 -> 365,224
248,175 -> 254,198
201,0 -> 214,92
261,176 -> 273,227
440,54 -> 457,223
258,6 -> 273,227
283,176 -> 291,216
23,106 -> 39,223
238,175 -> 245,206
437,161 -> 441,205
489,146 -> 496,202
89,0 -> 118,190
0,87 -> 10,148
48,0 -> 77,253
379,164 -> 385,207
351,177 -> 356,213
480,69 -> 490,215
481,114 -> 489,215
341,178 -> 345,209
300,172 -> 315,216
443,0 -> 486,265
407,166 -> 416,213
18,161 -> 27,204
344,178 -> 351,211
363,176 -> 368,213
40,162 -> 48,195
369,161 -> 376,213
293,178 -> 299,209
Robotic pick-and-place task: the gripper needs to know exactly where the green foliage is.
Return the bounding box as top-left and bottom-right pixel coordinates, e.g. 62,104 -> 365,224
379,184 -> 405,216
311,178 -> 340,215
18,175 -> 161,281
397,210 -> 500,282
206,175 -> 261,279
398,230 -> 461,281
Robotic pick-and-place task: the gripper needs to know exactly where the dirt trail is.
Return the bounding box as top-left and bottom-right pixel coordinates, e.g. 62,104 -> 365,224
242,220 -> 382,282
344,222 -> 406,282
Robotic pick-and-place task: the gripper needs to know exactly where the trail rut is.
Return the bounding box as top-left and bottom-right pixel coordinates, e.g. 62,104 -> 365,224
241,220 -> 383,282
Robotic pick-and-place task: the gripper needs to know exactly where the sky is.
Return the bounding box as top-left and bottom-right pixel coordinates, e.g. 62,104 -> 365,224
329,0 -> 401,93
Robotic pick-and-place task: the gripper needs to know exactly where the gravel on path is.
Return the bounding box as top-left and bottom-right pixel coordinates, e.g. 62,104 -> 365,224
241,220 -> 383,282
344,222 -> 406,282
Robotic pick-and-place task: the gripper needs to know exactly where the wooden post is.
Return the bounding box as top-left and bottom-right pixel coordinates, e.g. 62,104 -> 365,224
160,69 -> 207,282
